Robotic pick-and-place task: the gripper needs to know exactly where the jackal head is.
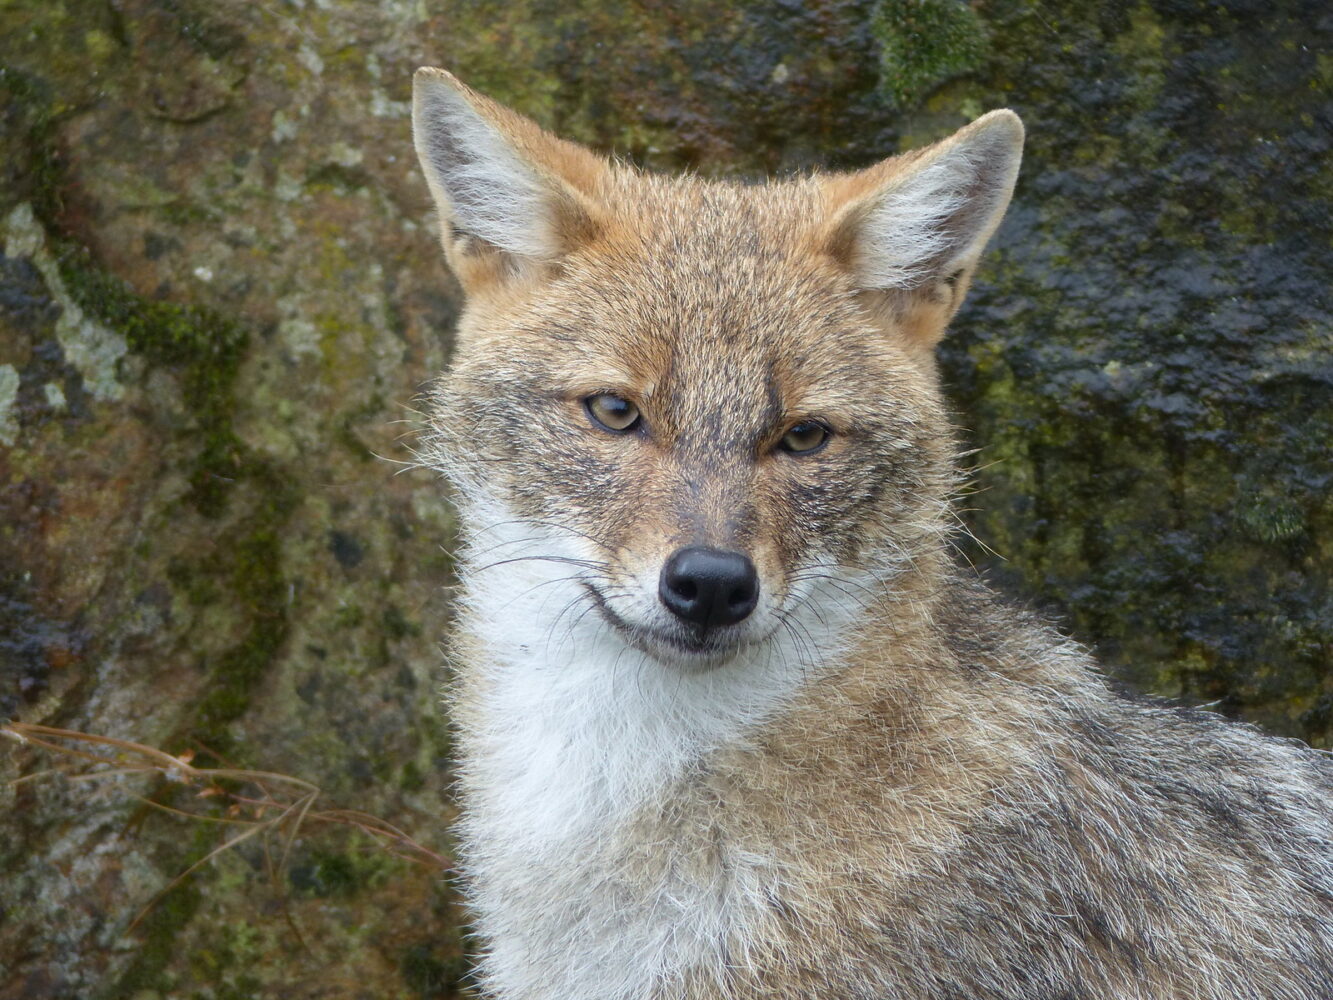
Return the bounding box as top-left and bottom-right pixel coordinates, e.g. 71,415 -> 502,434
413,69 -> 1021,673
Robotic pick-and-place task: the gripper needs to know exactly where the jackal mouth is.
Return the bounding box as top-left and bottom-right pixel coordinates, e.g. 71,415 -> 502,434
580,582 -> 754,670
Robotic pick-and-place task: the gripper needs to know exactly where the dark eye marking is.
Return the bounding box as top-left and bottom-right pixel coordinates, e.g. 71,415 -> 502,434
778,420 -> 830,455
584,393 -> 641,433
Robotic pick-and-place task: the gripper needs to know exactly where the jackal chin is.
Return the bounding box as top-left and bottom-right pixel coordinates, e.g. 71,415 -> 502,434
585,582 -> 774,672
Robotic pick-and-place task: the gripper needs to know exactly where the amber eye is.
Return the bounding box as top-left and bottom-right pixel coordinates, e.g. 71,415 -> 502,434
778,420 -> 829,455
584,393 -> 641,433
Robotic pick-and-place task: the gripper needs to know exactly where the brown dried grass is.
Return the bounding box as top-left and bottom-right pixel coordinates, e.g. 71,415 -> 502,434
2,721 -> 452,933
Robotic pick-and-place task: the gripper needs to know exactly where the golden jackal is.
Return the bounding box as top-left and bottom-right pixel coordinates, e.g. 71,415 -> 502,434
410,68 -> 1333,1000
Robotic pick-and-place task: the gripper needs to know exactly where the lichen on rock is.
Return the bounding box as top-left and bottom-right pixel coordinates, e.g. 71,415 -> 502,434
4,203 -> 128,403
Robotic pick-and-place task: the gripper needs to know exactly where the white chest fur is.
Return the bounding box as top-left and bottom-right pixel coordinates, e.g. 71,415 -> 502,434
450,507 -> 838,999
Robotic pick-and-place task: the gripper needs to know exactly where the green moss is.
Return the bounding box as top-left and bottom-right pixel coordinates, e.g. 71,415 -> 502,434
156,199 -> 223,228
191,514 -> 294,742
150,0 -> 246,61
289,839 -> 396,899
185,920 -> 266,1000
412,712 -> 453,772
334,603 -> 364,629
290,851 -> 360,898
334,393 -> 386,462
1109,4 -> 1168,111
304,161 -> 370,193
102,882 -> 202,998
82,28 -> 117,62
400,760 -> 426,794
870,0 -> 988,110
55,246 -> 252,503
0,68 -> 64,221
1239,494 -> 1307,544
382,604 -> 420,642
401,941 -> 469,999
54,251 -> 238,368
99,819 -> 225,1000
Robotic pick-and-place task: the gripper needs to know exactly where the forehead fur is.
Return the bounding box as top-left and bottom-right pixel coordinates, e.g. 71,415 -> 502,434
456,166 -> 932,443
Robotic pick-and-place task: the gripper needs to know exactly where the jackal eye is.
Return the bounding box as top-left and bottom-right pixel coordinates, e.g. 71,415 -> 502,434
778,420 -> 829,455
584,393 -> 641,433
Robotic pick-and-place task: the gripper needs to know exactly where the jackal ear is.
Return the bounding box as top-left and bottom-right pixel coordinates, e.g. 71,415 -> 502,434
823,110 -> 1023,353
411,68 -> 605,291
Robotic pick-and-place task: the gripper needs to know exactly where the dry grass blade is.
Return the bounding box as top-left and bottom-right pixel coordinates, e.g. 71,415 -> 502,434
2,720 -> 452,932
126,821 -> 270,934
317,808 -> 453,869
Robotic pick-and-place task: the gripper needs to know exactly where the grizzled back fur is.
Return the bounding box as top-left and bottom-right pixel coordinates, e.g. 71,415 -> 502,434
410,68 -> 1333,1000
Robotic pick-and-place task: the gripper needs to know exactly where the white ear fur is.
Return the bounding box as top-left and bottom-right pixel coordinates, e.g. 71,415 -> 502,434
412,69 -> 560,260
851,110 -> 1024,290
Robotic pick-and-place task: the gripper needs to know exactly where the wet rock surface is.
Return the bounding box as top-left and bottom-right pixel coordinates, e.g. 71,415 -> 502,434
0,0 -> 1328,995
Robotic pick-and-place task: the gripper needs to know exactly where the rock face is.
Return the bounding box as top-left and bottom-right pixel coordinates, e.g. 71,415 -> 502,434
0,0 -> 1328,996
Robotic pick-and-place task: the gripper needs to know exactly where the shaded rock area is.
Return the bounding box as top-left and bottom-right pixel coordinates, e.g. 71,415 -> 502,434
0,0 -> 1328,996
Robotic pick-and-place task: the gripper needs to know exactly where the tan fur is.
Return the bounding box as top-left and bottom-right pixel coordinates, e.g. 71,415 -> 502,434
410,69 -> 1333,1000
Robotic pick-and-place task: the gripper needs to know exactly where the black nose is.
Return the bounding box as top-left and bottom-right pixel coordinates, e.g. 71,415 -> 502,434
659,547 -> 759,629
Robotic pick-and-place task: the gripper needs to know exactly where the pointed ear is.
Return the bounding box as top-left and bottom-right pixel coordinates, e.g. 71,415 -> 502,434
822,110 -> 1023,354
411,68 -> 607,293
